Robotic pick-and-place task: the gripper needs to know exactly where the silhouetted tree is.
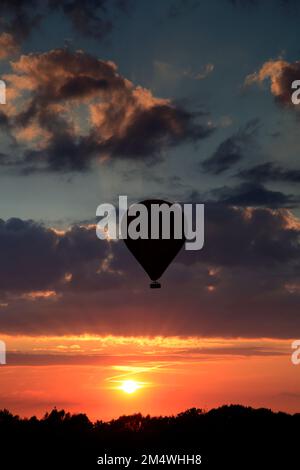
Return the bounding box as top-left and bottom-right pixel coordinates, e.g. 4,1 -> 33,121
0,404 -> 298,468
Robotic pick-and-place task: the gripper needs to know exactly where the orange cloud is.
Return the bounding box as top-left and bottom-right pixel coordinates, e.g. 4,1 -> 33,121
2,48 -> 212,171
245,58 -> 300,105
21,290 -> 58,301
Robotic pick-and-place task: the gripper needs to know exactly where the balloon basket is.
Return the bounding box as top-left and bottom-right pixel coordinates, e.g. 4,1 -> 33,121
150,281 -> 161,289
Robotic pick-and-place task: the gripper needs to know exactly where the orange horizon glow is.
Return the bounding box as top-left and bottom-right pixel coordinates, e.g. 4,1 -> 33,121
0,333 -> 299,420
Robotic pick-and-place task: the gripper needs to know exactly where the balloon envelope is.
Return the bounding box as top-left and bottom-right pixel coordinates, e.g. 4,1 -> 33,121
122,200 -> 185,287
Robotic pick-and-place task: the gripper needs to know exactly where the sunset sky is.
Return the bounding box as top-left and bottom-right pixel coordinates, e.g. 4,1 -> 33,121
0,0 -> 300,420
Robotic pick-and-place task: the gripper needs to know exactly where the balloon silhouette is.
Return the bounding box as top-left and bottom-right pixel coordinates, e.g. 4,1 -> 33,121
122,199 -> 185,288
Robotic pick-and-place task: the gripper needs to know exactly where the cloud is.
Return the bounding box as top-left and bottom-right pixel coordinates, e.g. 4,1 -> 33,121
0,206 -> 299,338
180,203 -> 300,267
5,344 -> 287,366
236,162 -> 300,184
154,61 -> 214,82
0,33 -> 19,60
245,58 -> 300,106
2,48 -> 213,172
0,218 -> 115,293
210,182 -> 299,207
201,119 -> 259,174
190,63 -> 214,80
0,1 -> 129,45
0,1 -> 43,42
49,0 -> 129,40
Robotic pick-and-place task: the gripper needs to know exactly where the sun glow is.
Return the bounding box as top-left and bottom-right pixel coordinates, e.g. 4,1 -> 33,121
120,380 -> 140,394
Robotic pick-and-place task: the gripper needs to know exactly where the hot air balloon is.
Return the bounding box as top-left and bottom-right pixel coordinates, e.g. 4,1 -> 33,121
122,199 -> 185,288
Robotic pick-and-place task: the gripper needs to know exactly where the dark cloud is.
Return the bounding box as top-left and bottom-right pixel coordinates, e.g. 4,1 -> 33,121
101,105 -> 211,160
5,345 -> 287,366
49,0 -> 128,41
0,206 -> 299,338
188,203 -> 300,267
201,119 -> 259,175
0,0 -> 129,44
0,218 -> 62,292
0,218 -> 114,293
22,104 -> 210,172
23,125 -> 100,173
0,0 -> 42,42
0,110 -> 18,148
0,111 -> 13,136
236,162 -> 300,184
210,182 -> 299,207
1,205 -> 299,292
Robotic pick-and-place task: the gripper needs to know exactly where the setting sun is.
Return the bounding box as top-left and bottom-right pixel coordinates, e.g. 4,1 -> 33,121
120,380 -> 140,394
